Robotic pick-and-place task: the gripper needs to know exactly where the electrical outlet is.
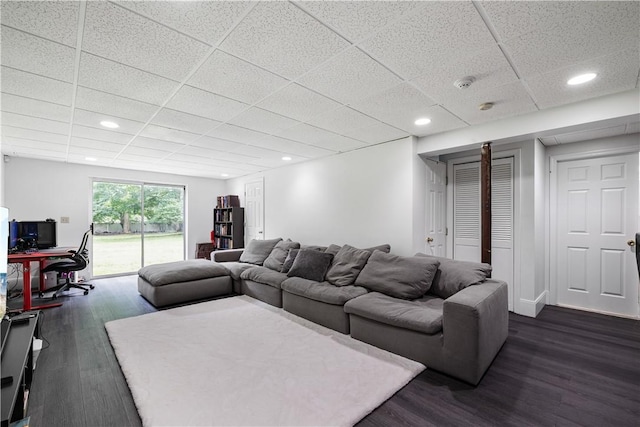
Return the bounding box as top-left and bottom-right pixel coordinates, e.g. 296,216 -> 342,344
60,216 -> 70,223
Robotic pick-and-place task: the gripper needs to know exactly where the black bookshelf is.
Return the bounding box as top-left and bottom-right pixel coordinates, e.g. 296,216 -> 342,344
213,207 -> 244,250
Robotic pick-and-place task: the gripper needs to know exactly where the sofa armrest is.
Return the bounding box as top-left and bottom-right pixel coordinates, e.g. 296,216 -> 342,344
212,249 -> 244,263
441,279 -> 509,385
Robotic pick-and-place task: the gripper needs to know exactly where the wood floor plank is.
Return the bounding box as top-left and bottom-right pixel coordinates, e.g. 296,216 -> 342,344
7,275 -> 639,427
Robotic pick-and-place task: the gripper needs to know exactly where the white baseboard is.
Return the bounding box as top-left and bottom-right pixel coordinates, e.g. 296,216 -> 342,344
518,291 -> 547,318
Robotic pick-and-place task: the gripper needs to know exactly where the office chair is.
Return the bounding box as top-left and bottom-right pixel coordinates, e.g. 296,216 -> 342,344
41,229 -> 95,298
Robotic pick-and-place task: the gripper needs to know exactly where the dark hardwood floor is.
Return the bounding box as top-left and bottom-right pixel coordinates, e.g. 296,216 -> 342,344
7,276 -> 640,427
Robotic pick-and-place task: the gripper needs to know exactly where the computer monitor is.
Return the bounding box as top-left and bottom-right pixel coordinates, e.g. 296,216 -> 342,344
18,221 -> 57,249
8,221 -> 19,252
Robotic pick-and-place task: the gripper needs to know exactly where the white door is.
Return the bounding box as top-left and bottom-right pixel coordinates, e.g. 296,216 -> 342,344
245,180 -> 264,242
452,158 -> 514,310
556,153 -> 639,317
425,159 -> 446,256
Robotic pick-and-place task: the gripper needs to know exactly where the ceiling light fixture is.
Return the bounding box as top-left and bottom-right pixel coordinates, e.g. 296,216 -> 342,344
479,102 -> 494,111
85,157 -> 97,161
221,173 -> 229,177
282,156 -> 292,161
414,118 -> 431,126
567,73 -> 597,85
100,120 -> 119,129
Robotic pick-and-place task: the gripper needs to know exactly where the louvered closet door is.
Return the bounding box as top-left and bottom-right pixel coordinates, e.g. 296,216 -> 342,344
453,158 -> 514,309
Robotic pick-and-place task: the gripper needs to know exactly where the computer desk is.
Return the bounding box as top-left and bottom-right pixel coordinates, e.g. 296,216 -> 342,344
7,249 -> 74,311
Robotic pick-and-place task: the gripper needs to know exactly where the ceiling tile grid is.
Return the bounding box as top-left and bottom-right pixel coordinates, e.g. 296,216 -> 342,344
165,85 -> 248,122
75,87 -> 159,124
257,83 -> 343,123
1,66 -> 73,105
73,109 -> 144,136
82,2 -> 210,82
1,26 -> 76,83
227,107 -> 301,135
150,108 -> 221,135
1,111 -> 69,135
3,126 -> 69,145
0,1 -> 79,47
219,1 -> 350,79
1,93 -> 71,123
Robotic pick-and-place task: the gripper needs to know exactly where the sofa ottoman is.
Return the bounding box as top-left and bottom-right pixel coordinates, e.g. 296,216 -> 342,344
138,259 -> 233,307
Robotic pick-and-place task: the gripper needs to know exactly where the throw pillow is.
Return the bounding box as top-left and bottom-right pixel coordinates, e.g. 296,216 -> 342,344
238,238 -> 282,265
263,240 -> 300,272
281,248 -> 300,273
355,251 -> 440,300
363,244 -> 391,253
326,244 -> 372,287
324,244 -> 342,256
287,249 -> 334,282
415,253 -> 492,299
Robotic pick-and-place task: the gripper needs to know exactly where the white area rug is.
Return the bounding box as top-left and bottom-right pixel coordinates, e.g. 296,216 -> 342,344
105,295 -> 425,427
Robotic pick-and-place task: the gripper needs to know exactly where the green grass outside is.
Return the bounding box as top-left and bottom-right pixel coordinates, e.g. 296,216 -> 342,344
93,232 -> 184,276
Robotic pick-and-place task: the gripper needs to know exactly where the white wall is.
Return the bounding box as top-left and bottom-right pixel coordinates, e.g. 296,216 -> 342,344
226,137 -> 420,255
5,158 -> 225,268
0,149 -> 5,206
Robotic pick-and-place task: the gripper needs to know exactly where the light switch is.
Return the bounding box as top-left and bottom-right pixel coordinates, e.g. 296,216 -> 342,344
60,216 -> 70,223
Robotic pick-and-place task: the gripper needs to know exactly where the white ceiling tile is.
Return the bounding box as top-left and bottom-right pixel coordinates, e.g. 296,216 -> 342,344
115,1 -> 253,45
7,147 -> 67,160
115,154 -> 161,164
75,87 -> 158,123
342,123 -> 409,145
150,108 -> 220,134
202,150 -> 259,163
1,93 -> 71,123
360,2 -> 496,79
188,50 -> 289,104
277,124 -> 362,152
1,66 -> 73,105
349,83 -> 437,132
444,81 -> 538,126
78,53 -> 178,105
70,137 -> 125,153
298,1 -> 421,42
72,125 -> 133,144
166,85 -> 248,122
1,111 -> 69,134
495,2 -> 640,78
1,26 -> 76,82
409,105 -> 468,137
526,49 -> 640,109
306,106 -> 382,135
130,136 -> 185,152
259,135 -> 333,159
411,44 -> 519,105
2,126 -> 68,144
220,1 -> 350,79
257,84 -> 342,123
73,109 -> 144,135
83,2 -> 209,81
246,157 -> 301,169
68,145 -> 119,159
188,135 -> 247,152
228,107 -> 301,135
120,146 -> 169,159
555,125 -> 628,145
227,144 -> 282,159
2,136 -> 66,153
206,124 -> 274,146
298,47 -> 401,105
139,125 -> 199,144
0,1 -> 79,47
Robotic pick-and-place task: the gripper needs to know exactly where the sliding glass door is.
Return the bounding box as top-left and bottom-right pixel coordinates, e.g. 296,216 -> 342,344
92,180 -> 185,277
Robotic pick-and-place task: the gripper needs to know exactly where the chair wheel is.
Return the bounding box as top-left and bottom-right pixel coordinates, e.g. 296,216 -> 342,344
84,291 -> 89,295
89,285 -> 95,289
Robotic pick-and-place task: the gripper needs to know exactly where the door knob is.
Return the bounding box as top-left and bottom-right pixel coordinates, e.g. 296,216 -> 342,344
426,237 -> 434,243
627,239 -> 635,247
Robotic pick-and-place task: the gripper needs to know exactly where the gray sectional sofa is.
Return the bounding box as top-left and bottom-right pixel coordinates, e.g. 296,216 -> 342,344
211,238 -> 509,385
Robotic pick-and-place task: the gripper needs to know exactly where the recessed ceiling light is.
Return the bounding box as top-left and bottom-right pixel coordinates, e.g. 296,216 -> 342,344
100,120 -> 119,129
414,118 -> 431,126
85,157 -> 97,161
282,156 -> 292,161
567,73 -> 597,86
221,173 -> 229,177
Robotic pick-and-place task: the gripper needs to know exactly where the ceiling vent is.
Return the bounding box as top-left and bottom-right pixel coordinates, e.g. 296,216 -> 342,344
453,77 -> 475,89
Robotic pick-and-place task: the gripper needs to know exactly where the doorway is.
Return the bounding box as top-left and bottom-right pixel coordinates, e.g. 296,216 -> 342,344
552,152 -> 639,317
245,179 -> 264,242
92,180 -> 185,276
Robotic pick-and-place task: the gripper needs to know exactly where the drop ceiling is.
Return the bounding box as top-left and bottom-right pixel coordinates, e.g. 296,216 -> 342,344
1,1 -> 639,179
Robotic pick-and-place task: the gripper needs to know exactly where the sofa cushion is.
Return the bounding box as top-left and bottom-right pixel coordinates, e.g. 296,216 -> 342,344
300,244 -> 327,252
239,238 -> 282,265
218,261 -> 255,281
138,259 -> 229,287
364,244 -> 391,253
282,277 -> 368,305
240,266 -> 289,289
287,249 -> 334,282
263,240 -> 300,272
324,244 -> 342,256
415,253 -> 492,299
281,248 -> 300,273
355,251 -> 440,300
344,292 -> 444,335
326,244 -> 372,287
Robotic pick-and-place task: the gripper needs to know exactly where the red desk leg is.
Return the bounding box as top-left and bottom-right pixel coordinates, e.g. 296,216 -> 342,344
20,260 -> 62,311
